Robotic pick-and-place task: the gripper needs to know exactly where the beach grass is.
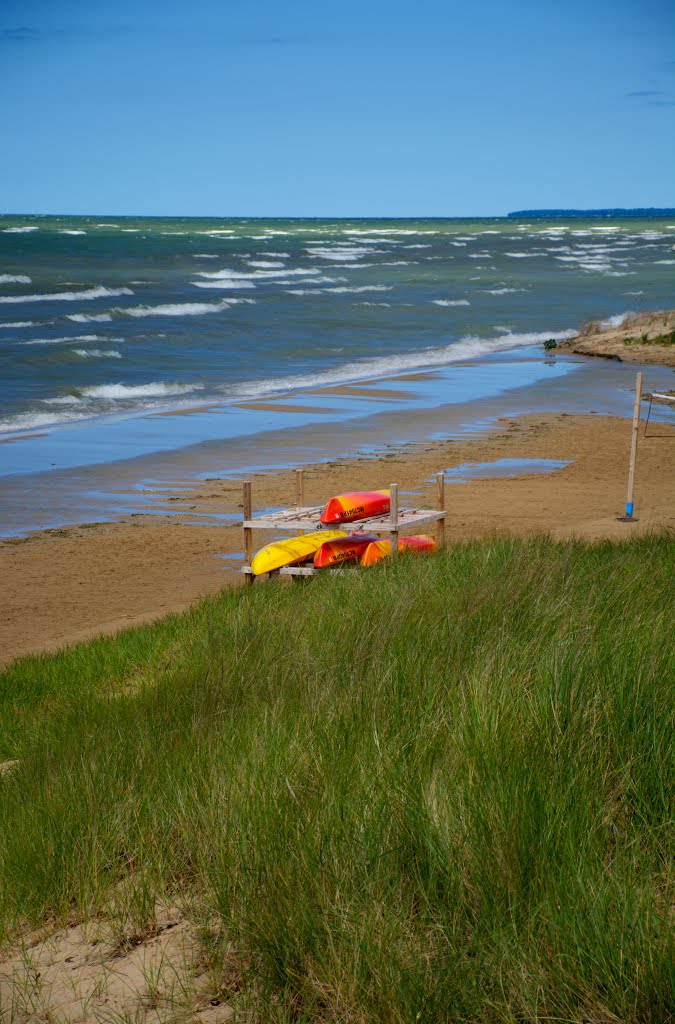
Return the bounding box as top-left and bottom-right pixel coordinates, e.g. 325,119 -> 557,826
1,534 -> 673,1021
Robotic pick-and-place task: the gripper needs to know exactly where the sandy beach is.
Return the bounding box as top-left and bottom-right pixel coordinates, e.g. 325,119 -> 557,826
2,403 -> 673,667
560,309 -> 675,367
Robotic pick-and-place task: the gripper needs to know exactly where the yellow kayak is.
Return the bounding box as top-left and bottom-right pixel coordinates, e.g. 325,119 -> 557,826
251,529 -> 348,575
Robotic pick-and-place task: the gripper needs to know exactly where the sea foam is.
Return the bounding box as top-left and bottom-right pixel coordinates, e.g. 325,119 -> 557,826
67,313 -> 114,323
0,275 -> 31,285
123,300 -> 232,317
73,349 -> 122,358
0,286 -> 133,305
81,382 -> 201,399
225,328 -> 578,404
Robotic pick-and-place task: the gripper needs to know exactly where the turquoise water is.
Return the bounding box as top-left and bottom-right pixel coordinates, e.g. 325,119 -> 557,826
2,214 -> 673,445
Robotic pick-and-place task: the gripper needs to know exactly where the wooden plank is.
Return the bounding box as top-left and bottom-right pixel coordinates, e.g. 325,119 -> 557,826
279,565 -> 321,576
436,471 -> 445,547
390,482 -> 399,557
242,508 -> 445,533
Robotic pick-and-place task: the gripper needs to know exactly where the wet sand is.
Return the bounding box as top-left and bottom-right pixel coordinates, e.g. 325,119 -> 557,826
1,410 -> 673,667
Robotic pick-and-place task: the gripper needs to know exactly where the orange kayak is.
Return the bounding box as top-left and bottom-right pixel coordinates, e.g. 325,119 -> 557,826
314,533 -> 381,568
320,489 -> 390,525
359,534 -> 437,567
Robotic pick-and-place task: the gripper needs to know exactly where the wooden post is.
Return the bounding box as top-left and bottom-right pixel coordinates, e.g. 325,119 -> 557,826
436,471 -> 445,547
390,482 -> 399,557
295,469 -> 304,508
623,372 -> 643,521
295,470 -> 305,535
243,480 -> 254,584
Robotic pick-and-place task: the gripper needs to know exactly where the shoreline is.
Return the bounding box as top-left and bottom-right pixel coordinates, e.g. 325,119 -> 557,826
1,407 -> 673,667
559,309 -> 675,367
2,341 -> 674,541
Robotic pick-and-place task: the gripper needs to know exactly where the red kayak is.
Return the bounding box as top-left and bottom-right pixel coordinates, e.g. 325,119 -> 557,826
320,489 -> 390,525
360,534 -> 437,567
314,533 -> 381,568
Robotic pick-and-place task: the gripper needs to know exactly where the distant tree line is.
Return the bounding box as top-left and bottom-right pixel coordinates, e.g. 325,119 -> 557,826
507,208 -> 675,218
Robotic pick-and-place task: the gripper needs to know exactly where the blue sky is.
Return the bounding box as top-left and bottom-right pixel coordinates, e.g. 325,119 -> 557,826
1,0 -> 674,216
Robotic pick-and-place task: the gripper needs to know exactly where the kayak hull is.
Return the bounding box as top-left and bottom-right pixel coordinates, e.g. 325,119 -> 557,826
313,533 -> 381,568
320,489 -> 390,525
251,529 -> 347,575
360,535 -> 437,567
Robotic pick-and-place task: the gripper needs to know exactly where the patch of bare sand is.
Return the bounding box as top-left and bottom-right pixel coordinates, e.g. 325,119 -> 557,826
300,384 -> 419,400
560,309 -> 675,366
0,905 -> 232,1024
235,401 -> 341,414
1,412 -> 673,667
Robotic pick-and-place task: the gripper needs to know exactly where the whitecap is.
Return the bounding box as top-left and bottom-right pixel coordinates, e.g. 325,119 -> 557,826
196,267 -> 319,281
66,313 -> 114,323
193,254 -> 220,259
481,288 -> 527,295
72,349 -> 122,358
192,280 -> 257,290
0,286 -> 133,305
247,260 -> 285,269
3,320 -> 37,327
654,259 -> 675,264
305,247 -> 385,261
504,252 -> 540,258
0,274 -> 31,285
82,382 -> 201,399
2,226 -> 39,233
122,300 -> 231,317
287,285 -> 392,296
432,299 -> 471,306
59,230 -> 86,236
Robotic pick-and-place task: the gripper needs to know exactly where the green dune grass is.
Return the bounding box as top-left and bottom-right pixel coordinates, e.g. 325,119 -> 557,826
1,534 -> 673,1021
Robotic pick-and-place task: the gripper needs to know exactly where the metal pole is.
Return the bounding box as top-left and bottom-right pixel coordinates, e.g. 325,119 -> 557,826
243,480 -> 254,583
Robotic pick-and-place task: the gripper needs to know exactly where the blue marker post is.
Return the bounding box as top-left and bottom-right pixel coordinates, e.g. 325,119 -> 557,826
619,372 -> 643,522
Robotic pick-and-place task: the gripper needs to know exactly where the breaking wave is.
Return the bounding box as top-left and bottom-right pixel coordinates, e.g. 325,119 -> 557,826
81,382 -> 201,399
222,328 -> 578,403
72,349 -> 122,358
122,300 -> 232,317
0,286 -> 133,305
66,313 -> 114,323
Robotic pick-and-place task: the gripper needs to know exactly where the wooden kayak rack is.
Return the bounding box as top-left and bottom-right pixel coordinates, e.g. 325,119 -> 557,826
241,470 -> 446,581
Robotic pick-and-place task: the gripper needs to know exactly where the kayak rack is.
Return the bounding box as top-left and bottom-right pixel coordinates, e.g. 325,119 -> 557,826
241,470 -> 446,583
